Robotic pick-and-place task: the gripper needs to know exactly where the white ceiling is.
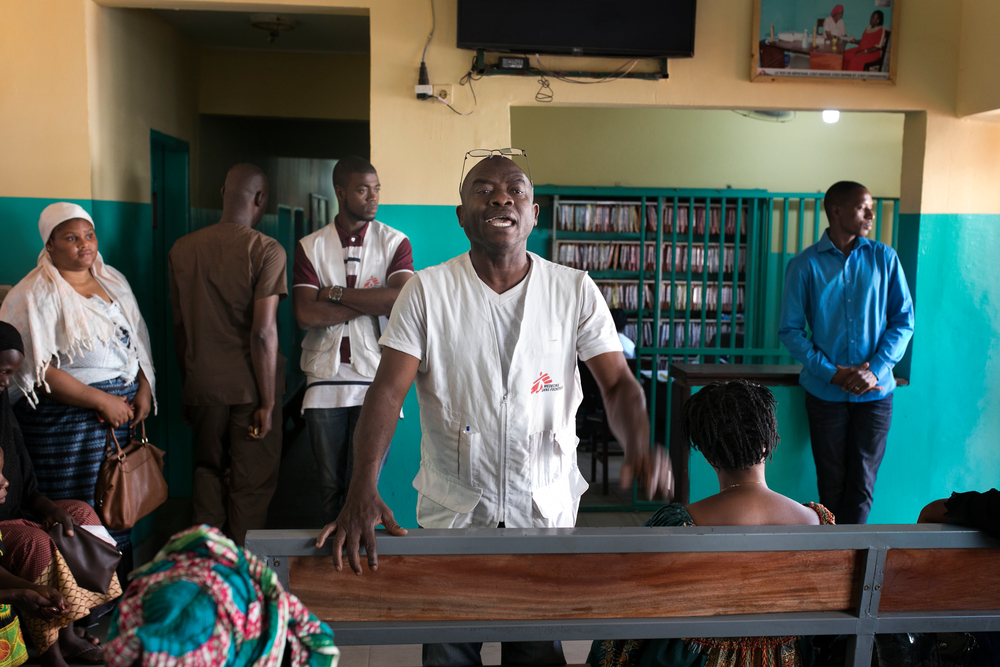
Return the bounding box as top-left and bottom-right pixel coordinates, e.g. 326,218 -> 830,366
153,9 -> 370,54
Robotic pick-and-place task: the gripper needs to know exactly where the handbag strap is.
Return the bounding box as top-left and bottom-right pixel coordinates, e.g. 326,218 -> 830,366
107,428 -> 127,462
129,421 -> 149,445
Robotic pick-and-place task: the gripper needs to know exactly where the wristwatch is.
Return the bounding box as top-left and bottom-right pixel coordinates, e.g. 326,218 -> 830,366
327,285 -> 344,303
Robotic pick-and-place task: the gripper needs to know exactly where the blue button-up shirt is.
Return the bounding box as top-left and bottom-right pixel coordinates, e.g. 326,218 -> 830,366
778,231 -> 914,402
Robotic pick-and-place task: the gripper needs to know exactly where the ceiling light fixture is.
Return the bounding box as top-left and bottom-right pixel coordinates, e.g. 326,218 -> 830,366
250,14 -> 296,43
733,110 -> 797,123
822,109 -> 841,123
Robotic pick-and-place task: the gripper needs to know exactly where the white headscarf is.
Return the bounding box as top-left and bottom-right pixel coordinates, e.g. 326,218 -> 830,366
38,202 -> 94,247
0,203 -> 157,409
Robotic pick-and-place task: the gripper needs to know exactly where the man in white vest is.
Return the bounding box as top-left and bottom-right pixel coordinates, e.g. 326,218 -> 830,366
318,153 -> 671,666
292,156 -> 414,524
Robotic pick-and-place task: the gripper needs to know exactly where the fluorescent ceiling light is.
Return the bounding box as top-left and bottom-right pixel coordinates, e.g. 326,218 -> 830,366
822,109 -> 841,124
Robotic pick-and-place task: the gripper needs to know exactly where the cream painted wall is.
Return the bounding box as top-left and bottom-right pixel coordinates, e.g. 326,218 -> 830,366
899,112 -> 927,215
199,50 -> 369,121
4,0 -> 988,214
96,0 -> 967,208
86,4 -> 200,203
512,108 -> 904,197
0,0 -> 92,199
956,0 -> 1000,118
919,114 -> 1000,215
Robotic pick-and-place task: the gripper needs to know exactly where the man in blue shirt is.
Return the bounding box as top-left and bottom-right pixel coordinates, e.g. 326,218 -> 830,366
778,181 -> 914,524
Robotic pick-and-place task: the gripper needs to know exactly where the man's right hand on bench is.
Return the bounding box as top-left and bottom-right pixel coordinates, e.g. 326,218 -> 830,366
316,480 -> 407,575
315,349 -> 416,574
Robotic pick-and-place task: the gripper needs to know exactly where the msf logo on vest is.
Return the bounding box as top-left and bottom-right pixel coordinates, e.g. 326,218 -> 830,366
362,276 -> 381,288
531,372 -> 564,395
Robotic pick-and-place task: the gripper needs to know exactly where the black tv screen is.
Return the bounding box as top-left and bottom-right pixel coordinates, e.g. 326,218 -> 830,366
456,0 -> 697,59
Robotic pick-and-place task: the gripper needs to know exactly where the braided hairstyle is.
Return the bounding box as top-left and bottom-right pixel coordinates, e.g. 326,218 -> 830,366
683,380 -> 779,470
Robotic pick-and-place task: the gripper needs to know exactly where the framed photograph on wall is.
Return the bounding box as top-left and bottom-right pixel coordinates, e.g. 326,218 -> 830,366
751,0 -> 899,82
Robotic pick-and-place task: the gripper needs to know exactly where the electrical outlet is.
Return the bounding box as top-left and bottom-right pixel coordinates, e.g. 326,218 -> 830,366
433,84 -> 453,101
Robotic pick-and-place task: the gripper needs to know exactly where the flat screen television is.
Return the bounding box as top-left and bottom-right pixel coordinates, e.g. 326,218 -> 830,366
456,0 -> 697,59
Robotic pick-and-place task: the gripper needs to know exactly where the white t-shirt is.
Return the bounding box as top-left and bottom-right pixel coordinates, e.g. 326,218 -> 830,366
478,268 -> 529,392
382,262 -> 621,370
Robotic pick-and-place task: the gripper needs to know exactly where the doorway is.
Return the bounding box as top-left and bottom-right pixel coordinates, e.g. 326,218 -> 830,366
150,129 -> 192,496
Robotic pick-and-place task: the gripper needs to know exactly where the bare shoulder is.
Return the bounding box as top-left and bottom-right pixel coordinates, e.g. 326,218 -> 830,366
688,492 -> 822,526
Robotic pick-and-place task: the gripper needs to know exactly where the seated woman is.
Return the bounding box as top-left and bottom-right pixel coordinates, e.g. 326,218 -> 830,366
843,11 -> 886,71
0,321 -> 122,667
588,380 -> 834,667
0,203 -> 156,585
106,525 -> 338,667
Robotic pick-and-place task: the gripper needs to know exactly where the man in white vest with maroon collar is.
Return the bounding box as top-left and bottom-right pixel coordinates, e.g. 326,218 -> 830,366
292,156 -> 414,525
318,151 -> 672,667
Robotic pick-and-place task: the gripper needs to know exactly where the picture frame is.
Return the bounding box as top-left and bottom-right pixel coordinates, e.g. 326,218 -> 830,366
751,0 -> 900,83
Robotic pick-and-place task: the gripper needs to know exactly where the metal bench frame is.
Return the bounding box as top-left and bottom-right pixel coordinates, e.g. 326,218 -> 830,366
247,524 -> 1000,667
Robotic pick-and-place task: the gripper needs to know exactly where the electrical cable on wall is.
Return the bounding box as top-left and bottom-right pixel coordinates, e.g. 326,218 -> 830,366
535,75 -> 553,103
435,54 -> 480,116
533,54 -> 640,84
415,0 -> 475,115
421,0 -> 435,63
415,0 -> 435,98
530,54 -> 640,103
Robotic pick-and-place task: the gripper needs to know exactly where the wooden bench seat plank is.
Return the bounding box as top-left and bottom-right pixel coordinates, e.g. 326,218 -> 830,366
290,550 -> 859,623
879,548 -> 1000,612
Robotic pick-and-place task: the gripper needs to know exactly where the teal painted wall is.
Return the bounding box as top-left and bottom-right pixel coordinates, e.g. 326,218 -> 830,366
3,198 -> 998,529
690,214 -> 1000,522
879,213 -> 1000,518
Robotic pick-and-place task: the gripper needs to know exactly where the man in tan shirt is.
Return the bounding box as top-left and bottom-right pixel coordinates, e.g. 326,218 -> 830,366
168,163 -> 287,546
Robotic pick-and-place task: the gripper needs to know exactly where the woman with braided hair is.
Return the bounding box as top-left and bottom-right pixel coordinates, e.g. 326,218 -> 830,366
589,380 -> 834,667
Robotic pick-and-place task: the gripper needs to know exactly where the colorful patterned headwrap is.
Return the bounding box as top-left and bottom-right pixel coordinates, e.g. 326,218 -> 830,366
106,525 -> 339,667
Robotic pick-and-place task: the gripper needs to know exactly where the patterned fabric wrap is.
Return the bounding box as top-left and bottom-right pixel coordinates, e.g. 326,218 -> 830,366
13,378 -> 135,507
0,500 -> 123,653
106,525 -> 339,667
0,532 -> 28,667
0,604 -> 27,667
588,502 -> 835,667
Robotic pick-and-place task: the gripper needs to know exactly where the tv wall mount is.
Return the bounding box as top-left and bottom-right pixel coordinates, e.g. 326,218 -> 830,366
474,49 -> 669,80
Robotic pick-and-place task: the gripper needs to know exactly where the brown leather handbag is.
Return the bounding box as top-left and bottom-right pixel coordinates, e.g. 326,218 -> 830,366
94,423 -> 168,530
48,522 -> 121,593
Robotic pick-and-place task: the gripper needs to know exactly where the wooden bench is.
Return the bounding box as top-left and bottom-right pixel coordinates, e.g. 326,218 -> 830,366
246,525 -> 1000,667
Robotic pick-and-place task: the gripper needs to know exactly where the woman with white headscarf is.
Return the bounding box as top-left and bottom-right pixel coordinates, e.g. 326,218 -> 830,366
0,202 -> 157,593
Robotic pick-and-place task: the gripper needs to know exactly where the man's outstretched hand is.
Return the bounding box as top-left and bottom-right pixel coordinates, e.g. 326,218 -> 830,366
620,443 -> 673,501
315,487 -> 407,575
